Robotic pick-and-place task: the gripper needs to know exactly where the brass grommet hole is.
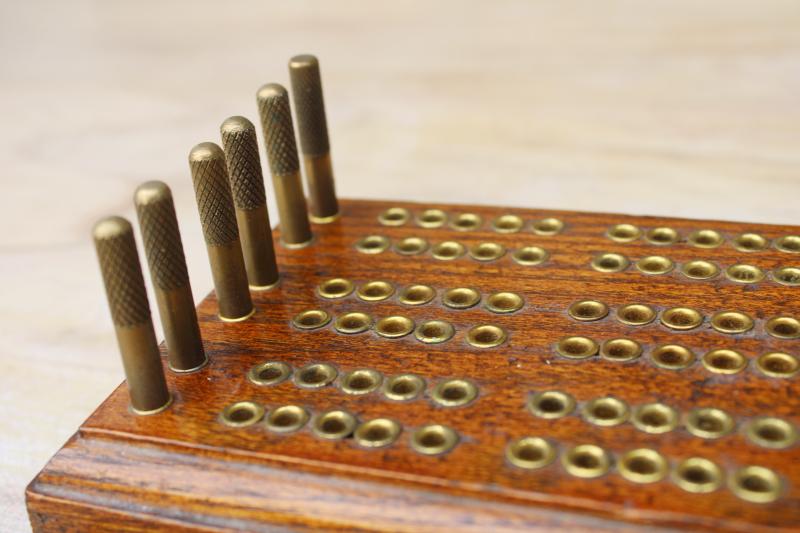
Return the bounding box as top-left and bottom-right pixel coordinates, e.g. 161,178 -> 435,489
631,403 -> 678,434
417,208 -> 448,228
702,349 -> 747,375
294,363 -> 338,389
375,315 -> 414,338
354,418 -> 402,448
492,214 -> 524,233
686,407 -> 735,439
600,338 -> 642,362
248,361 -> 292,386
383,374 -> 425,401
681,260 -> 719,280
398,284 -> 436,305
414,320 -> 455,344
506,437 -> 556,470
636,255 -> 674,275
512,246 -> 549,266
660,307 -> 703,330
531,217 -> 564,235
527,390 -> 576,419
775,235 -> 800,253
607,223 -> 641,242
582,397 -> 630,427
688,229 -> 723,249
450,213 -> 482,231
710,311 -> 754,334
431,379 -> 478,407
765,316 -> 800,339
616,304 -> 657,326
334,312 -> 373,334
220,401 -> 264,428
568,300 -> 609,322
265,405 -> 309,433
292,309 -> 331,330
756,352 -> 800,378
466,324 -> 507,348
485,292 -> 524,314
355,235 -> 390,254
730,466 -> 782,503
619,449 -> 668,484
432,240 -> 466,260
733,233 -> 768,252
556,336 -> 599,359
356,280 -> 395,302
726,264 -> 765,284
773,266 -> 800,286
312,409 -> 357,440
591,252 -> 629,273
673,458 -> 723,494
340,369 -> 383,395
561,444 -> 611,479
317,278 -> 355,299
442,287 -> 481,309
395,236 -> 429,256
378,207 -> 410,226
745,417 -> 798,450
411,424 -> 459,455
645,227 -> 679,245
469,242 -> 506,262
650,344 -> 695,370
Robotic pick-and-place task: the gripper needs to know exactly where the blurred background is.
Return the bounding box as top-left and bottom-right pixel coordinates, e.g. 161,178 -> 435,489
1,0 -> 799,530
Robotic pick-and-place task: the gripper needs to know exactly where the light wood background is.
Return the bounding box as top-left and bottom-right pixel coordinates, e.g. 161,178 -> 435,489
1,1 -> 799,531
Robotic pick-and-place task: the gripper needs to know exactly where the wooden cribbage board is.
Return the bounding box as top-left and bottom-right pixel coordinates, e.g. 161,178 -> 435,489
27,199 -> 800,532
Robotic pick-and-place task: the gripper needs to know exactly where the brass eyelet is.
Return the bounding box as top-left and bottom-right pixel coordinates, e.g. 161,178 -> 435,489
506,437 -> 556,470
292,309 -> 331,330
356,280 -> 395,302
568,300 -> 609,322
294,363 -> 338,389
414,320 -> 455,344
725,264 -> 765,284
354,418 -> 402,448
636,255 -> 674,275
432,241 -> 466,260
732,233 -> 768,252
729,466 -> 782,503
485,292 -> 524,314
469,242 -> 506,262
582,396 -> 630,427
702,349 -> 747,375
378,207 -> 411,226
561,444 -> 611,479
673,457 -> 723,494
773,266 -> 800,287
710,311 -> 754,334
411,424 -> 459,455
680,260 -> 720,280
312,409 -> 357,440
645,227 -> 679,246
591,252 -> 629,273
619,449 -> 668,484
527,390 -> 576,419
688,229 -> 723,249
398,284 -> 436,306
417,208 -> 448,228
555,336 -> 599,359
531,217 -> 564,235
220,401 -> 264,428
383,374 -> 426,402
355,234 -> 390,254
686,407 -> 735,439
756,352 -> 799,378
512,246 -> 549,266
650,344 -> 695,370
631,403 -> 678,434
466,325 -> 507,348
442,287 -> 481,309
765,316 -> 800,339
248,361 -> 292,386
660,307 -> 703,331
600,338 -> 642,362
375,315 -> 415,338
450,213 -> 482,231
775,235 -> 800,253
492,214 -> 524,233
265,405 -> 309,433
431,379 -> 478,407
317,278 -> 355,299
339,369 -> 383,395
334,312 -> 373,334
745,417 -> 798,450
394,236 -> 429,256
616,303 -> 657,326
607,223 -> 641,242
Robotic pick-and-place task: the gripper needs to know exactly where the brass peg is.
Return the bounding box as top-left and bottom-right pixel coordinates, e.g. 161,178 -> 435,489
189,142 -> 255,321
92,216 -> 171,414
134,181 -> 207,372
288,54 -> 339,222
220,116 -> 280,289
256,83 -> 313,248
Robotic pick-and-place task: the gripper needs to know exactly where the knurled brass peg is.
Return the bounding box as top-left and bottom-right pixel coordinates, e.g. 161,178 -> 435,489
189,142 -> 255,321
256,83 -> 313,248
92,216 -> 171,414
220,116 -> 280,289
134,181 -> 207,372
288,54 -> 339,223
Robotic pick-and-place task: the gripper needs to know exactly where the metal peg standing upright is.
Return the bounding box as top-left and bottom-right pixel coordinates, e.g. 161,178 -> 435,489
189,142 -> 255,321
93,216 -> 171,414
256,83 -> 313,248
134,181 -> 207,372
288,54 -> 339,223
220,116 -> 280,289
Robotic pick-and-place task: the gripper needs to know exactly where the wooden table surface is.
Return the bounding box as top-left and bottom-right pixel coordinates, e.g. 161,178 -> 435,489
1,1 -> 799,531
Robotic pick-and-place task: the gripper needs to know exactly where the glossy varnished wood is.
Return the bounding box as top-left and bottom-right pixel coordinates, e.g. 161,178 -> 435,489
27,199 -> 800,531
